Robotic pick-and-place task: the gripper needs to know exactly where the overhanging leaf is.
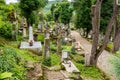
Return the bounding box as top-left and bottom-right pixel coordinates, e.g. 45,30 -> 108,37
0,72 -> 13,79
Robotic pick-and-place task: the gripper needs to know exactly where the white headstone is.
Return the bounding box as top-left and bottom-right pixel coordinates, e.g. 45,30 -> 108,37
29,26 -> 34,41
62,51 -> 68,59
46,33 -> 50,39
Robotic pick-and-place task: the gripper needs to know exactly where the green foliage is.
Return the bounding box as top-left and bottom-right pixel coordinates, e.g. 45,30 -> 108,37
50,44 -> 57,52
42,57 -> 51,66
100,0 -> 113,33
0,72 -> 13,79
0,3 -> 15,39
71,47 -> 77,54
62,45 -> 72,51
74,61 -> 104,79
0,21 -> 12,39
0,0 -> 5,5
42,53 -> 61,66
110,51 -> 120,80
73,0 -> 92,35
19,0 -> 48,25
70,54 -> 84,64
51,1 -> 73,24
51,53 -> 61,66
38,34 -> 44,43
71,53 -> 105,79
0,46 -> 26,80
46,11 -> 54,21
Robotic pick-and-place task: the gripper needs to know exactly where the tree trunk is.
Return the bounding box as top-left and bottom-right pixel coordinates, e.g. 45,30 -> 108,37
90,0 -> 102,65
113,26 -> 120,52
95,0 -> 119,59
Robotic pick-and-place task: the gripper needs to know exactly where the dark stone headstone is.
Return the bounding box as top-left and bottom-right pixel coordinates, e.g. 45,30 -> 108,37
34,34 -> 38,41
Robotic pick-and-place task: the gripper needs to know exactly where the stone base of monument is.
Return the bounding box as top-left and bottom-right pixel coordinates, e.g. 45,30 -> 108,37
20,42 -> 42,55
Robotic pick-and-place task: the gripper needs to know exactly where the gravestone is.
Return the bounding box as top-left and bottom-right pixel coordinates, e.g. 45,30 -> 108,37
34,34 -> 38,41
29,26 -> 34,42
38,23 -> 42,32
23,27 -> 27,38
61,50 -> 69,63
12,22 -> 16,40
44,32 -> 50,58
57,34 -> 62,56
44,38 -> 50,58
85,52 -> 91,66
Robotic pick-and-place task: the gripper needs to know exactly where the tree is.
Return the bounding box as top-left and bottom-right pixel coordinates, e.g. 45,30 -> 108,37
90,0 -> 120,65
100,0 -> 113,34
0,2 -> 15,39
51,1 -> 73,24
112,1 -> 120,52
0,0 -> 5,5
19,0 -> 48,26
73,0 -> 92,37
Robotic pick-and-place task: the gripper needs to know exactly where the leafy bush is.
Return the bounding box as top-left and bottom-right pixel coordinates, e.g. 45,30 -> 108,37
38,34 -> 44,43
0,72 -> 13,79
0,46 -> 26,80
42,57 -> 51,66
0,21 -> 12,39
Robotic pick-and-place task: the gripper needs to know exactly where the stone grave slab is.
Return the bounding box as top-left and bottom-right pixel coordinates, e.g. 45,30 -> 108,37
20,42 -> 42,49
20,42 -> 42,55
62,60 -> 80,73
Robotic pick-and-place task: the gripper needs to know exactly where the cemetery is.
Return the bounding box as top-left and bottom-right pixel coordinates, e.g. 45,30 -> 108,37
1,0 -> 120,80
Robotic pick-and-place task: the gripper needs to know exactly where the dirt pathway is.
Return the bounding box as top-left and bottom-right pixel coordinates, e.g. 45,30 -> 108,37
70,31 -> 117,80
44,70 -> 66,80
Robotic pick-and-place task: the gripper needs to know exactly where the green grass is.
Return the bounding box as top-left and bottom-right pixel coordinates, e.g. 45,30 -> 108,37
71,54 -> 105,80
73,61 -> 104,80
110,50 -> 120,80
51,53 -> 61,66
38,34 -> 44,43
62,45 -> 72,51
16,49 -> 43,62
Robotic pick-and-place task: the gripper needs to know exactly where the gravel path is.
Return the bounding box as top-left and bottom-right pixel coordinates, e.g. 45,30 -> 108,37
70,31 -> 117,80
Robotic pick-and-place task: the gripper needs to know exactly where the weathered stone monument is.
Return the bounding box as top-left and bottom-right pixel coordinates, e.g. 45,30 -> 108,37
12,22 -> 17,40
23,23 -> 27,38
61,50 -> 69,63
20,25 -> 42,55
85,52 -> 91,66
29,26 -> 34,42
38,23 -> 43,32
44,23 -> 50,58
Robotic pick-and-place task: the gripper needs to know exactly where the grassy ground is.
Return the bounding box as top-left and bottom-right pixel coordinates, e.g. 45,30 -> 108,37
0,37 -> 111,80
0,37 -> 43,80
70,54 -> 109,80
